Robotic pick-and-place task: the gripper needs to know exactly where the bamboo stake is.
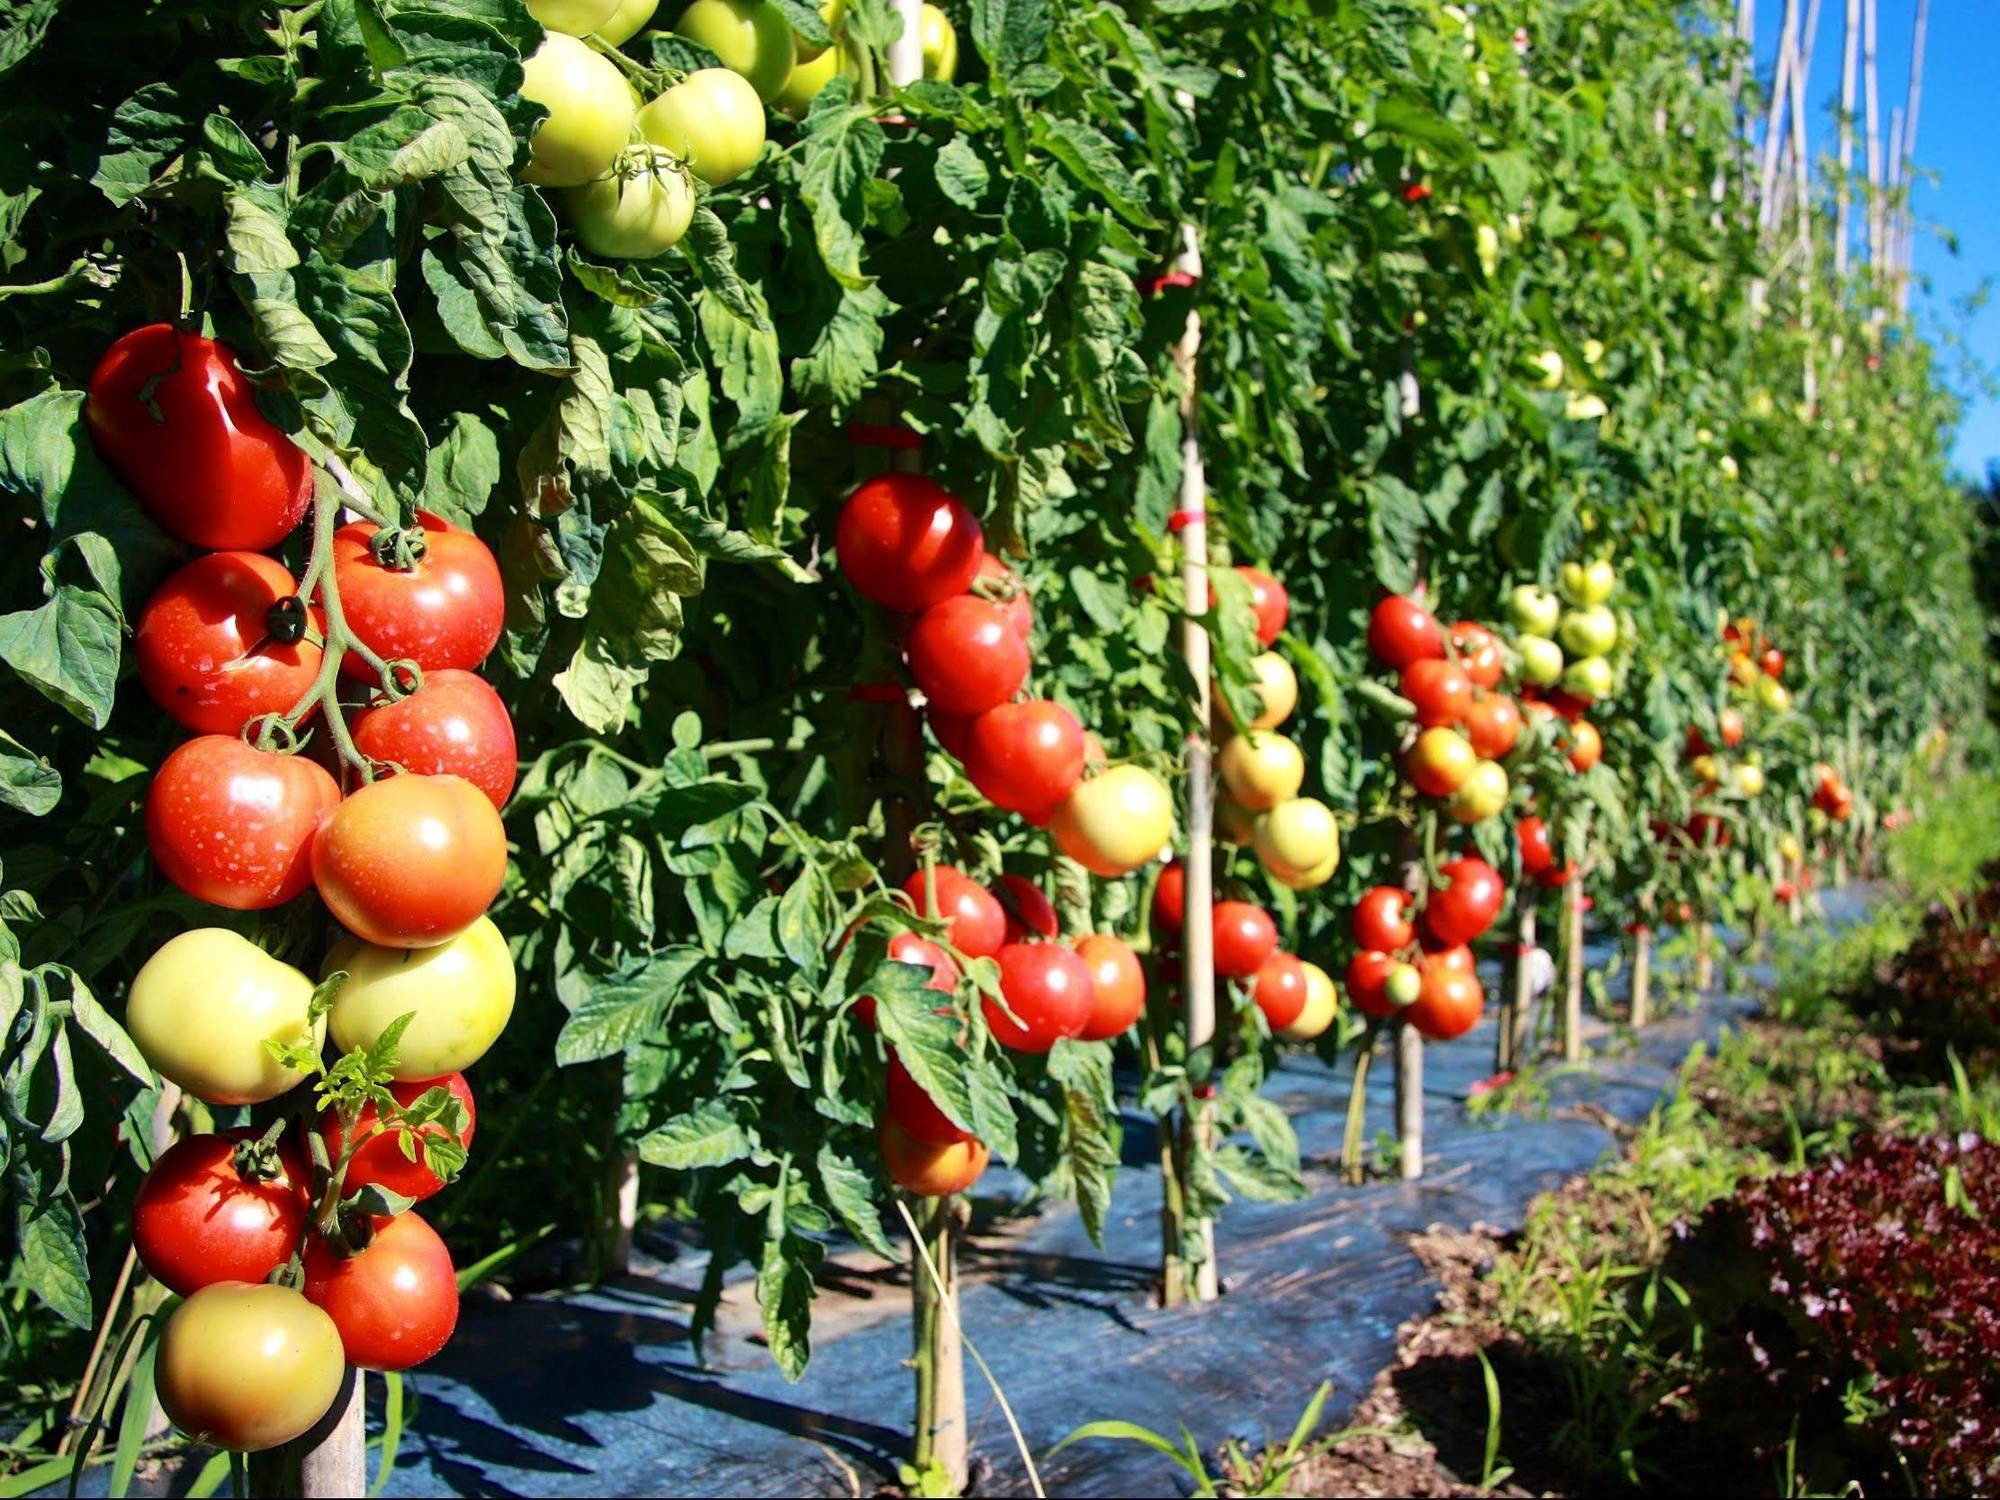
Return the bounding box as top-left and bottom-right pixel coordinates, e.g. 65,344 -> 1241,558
299,1373 -> 365,1498
1561,881 -> 1585,1064
1394,1020 -> 1423,1182
1862,0 -> 1883,276
1170,212 -> 1219,1305
1496,903 -> 1536,1074
1756,0 -> 1801,229
1629,926 -> 1652,1028
1895,0 -> 1929,311
1834,0 -> 1859,281
1788,0 -> 1818,406
1694,921 -> 1716,991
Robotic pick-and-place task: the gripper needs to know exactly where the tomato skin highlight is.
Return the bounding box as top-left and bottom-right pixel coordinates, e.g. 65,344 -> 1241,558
1072,934 -> 1145,1040
138,552 -> 324,736
319,1074 -> 477,1205
312,774 -> 507,948
331,513 -> 504,681
1517,816 -> 1555,874
986,942 -> 1095,1052
881,1116 -> 989,1196
350,669 -> 518,809
1249,952 -> 1308,1030
1408,956 -> 1484,1041
901,866 -> 1007,959
1152,860 -> 1186,932
86,325 -> 312,551
885,1051 -> 971,1145
835,474 -> 984,613
1464,694 -> 1522,759
1406,727 -> 1476,797
147,737 -> 341,910
1565,718 -> 1603,772
907,595 -> 1030,715
974,552 -> 1034,639
1448,622 -> 1504,689
1212,901 -> 1278,979
303,1211 -> 459,1372
133,1131 -> 309,1297
963,699 -> 1086,819
156,1283 -> 345,1453
326,916 -> 516,1079
1368,594 -> 1445,669
1352,886 -> 1415,952
1235,566 -> 1289,646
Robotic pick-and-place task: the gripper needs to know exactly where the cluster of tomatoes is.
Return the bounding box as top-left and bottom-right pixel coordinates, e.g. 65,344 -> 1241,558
1341,857 -> 1503,1042
1367,593 -> 1520,822
867,865 -> 1147,1196
1812,762 -> 1856,823
517,0 -> 956,260
1150,861 -> 1340,1045
834,470 -> 1171,1195
1723,614 -> 1795,715
87,324 -> 518,1453
1214,569 -> 1343,895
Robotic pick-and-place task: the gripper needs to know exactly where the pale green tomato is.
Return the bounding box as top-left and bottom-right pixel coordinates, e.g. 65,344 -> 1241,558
520,33 -> 635,187
638,67 -> 767,184
1385,963 -> 1423,1008
528,0 -> 622,35
1736,763 -> 1767,797
1050,765 -> 1174,878
1516,634 -> 1564,686
157,1284 -> 345,1453
1527,349 -> 1565,389
128,930 -> 321,1107
673,0 -> 796,101
1447,759 -> 1510,825
327,916 -> 517,1080
921,2 -> 957,80
1561,654 -> 1615,700
772,39 -> 843,118
793,0 -> 844,61
1564,392 -> 1608,421
1507,584 -> 1560,636
1757,676 -> 1792,714
592,0 -> 659,45
1558,605 -> 1618,657
1559,557 -> 1617,605
562,147 -> 697,257
1253,797 -> 1339,881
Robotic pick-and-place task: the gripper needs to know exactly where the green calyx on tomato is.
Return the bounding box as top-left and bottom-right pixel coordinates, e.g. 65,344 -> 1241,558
562,146 -> 698,258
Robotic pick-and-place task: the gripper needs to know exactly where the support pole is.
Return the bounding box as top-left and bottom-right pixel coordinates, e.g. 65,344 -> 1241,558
909,1195 -> 967,1492
1629,925 -> 1652,1029
1393,1020 -> 1423,1183
1497,904 -> 1536,1074
1694,921 -> 1716,991
1561,882 -> 1585,1063
300,1371 -> 365,1498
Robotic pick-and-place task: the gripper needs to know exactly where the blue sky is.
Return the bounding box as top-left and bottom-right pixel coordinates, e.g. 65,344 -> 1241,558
1756,2 -> 1998,480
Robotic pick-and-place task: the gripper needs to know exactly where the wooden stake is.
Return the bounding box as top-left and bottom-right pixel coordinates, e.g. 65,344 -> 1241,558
1629,926 -> 1652,1028
1895,0 -> 1930,310
1834,0 -> 1860,282
1393,1020 -> 1423,1182
1694,921 -> 1716,991
1561,882 -> 1585,1063
1863,0 -> 1883,276
1757,0 -> 1801,228
1497,903 -> 1536,1074
300,1371 -> 365,1498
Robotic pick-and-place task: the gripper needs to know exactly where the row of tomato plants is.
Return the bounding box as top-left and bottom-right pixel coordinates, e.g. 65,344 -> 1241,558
0,0 -> 1987,1486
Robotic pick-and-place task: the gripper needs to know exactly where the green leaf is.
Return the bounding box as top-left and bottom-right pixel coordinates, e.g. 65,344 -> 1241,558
422,412 -> 501,522
1036,122 -> 1160,229
683,206 -> 769,330
971,0 -> 1052,74
816,1144 -> 896,1258
14,1192 -> 91,1327
1486,149 -> 1533,208
554,948 -> 703,1064
755,1233 -> 818,1381
0,585 -> 120,728
0,730 -> 60,816
933,136 -> 990,208
638,1099 -> 755,1170
55,968 -> 152,1084
872,963 -> 975,1136
92,84 -> 196,205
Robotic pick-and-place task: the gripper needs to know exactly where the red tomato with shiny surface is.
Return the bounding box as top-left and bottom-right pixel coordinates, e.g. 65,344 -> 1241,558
1517,816 -> 1555,874
331,512 -> 504,680
1424,857 -> 1504,945
985,942 -> 1094,1052
962,699 -> 1085,819
1213,901 -> 1278,979
1249,952 -> 1308,1030
303,1211 -> 458,1371
1153,861 -> 1186,932
1367,594 -> 1444,669
311,773 -> 507,947
854,930 -> 959,1027
1464,694 -> 1522,758
1448,622 -> 1504,689
994,873 -> 1058,944
1401,658 -> 1473,728
1236,566 -> 1289,646
1408,963 -> 1483,1041
907,595 -> 1030,714
86,325 -> 312,550
350,668 -> 517,808
835,474 -> 983,613
137,553 -> 324,735
974,552 -> 1033,639
1072,934 -> 1145,1040
133,1130 -> 308,1297
147,737 -> 341,910
902,867 -> 1007,959
1351,886 -> 1414,952
1346,948 -> 1398,1019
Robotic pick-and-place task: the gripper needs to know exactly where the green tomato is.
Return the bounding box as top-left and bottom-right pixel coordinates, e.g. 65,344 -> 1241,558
1385,963 -> 1422,1008
1558,606 -> 1618,657
1447,759 -> 1510,824
1527,349 -> 1565,389
1559,558 -> 1617,605
592,0 -> 659,46
128,930 -> 321,1107
528,0 -> 622,35
921,2 -> 957,80
1561,654 -> 1615,701
638,67 -> 768,184
326,916 -> 517,1079
673,0 -> 796,101
793,0 -> 844,61
562,147 -> 697,257
1516,634 -> 1564,686
1507,584 -> 1560,636
520,33 -> 635,187
772,39 -> 843,118
1757,676 -> 1792,713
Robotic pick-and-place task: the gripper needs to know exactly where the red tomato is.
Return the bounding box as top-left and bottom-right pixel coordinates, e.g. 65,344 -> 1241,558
1719,708 -> 1746,747
962,699 -> 1085,819
312,774 -> 507,947
1464,694 -> 1522,759
993,873 -> 1058,944
1419,939 -> 1476,974
350,669 -> 517,809
881,1117 -> 989,1196
1408,963 -> 1483,1041
1684,724 -> 1712,759
1072,934 -> 1145,1040
907,595 -> 1030,715
1351,886 -> 1414,952
1448,622 -> 1503,689
1424,857 -> 1504,945
137,553 -> 324,735
1538,860 -> 1577,887
1367,595 -> 1444,669
1400,658 -> 1473,728
1153,861 -> 1186,932
1248,952 -> 1307,1030
303,1211 -> 458,1371
885,1051 -> 971,1145
133,1131 -> 308,1297
1213,901 -> 1277,979
1517,816 -> 1555,874
147,737 -> 341,910
331,512 -> 504,680
974,552 -> 1033,639
835,474 -> 983,613
1759,648 -> 1784,679
855,930 -> 959,1027
1236,566 -> 1289,646
1406,727 -> 1476,797
985,942 -> 1094,1052
318,1074 -> 476,1205
86,325 -> 312,550
1345,949 -> 1398,1019
1565,719 -> 1603,772
1545,690 -> 1591,724
901,867 -> 1007,959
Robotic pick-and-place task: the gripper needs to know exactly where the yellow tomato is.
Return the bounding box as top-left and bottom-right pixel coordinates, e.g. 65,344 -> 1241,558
127,930 -> 320,1106
1446,759 -> 1510,824
156,1284 -> 345,1453
1240,651 -> 1298,731
1050,765 -> 1175,878
1276,960 -> 1338,1041
1218,732 -> 1304,811
1253,797 -> 1339,880
326,916 -> 516,1079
